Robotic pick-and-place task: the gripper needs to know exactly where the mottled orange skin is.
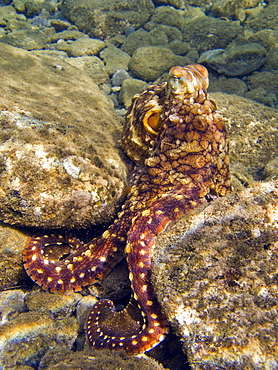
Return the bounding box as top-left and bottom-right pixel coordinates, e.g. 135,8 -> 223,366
23,64 -> 231,355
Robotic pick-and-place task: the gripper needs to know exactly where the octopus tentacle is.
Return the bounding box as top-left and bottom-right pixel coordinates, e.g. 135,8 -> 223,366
23,210 -> 133,292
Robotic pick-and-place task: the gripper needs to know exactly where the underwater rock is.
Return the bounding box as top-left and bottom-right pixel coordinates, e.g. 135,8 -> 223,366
66,55 -> 109,85
199,43 -> 267,76
0,43 -> 128,228
248,29 -> 278,51
111,69 -> 130,87
25,290 -> 81,319
0,226 -> 27,290
61,0 -> 155,39
121,28 -> 166,56
264,45 -> 278,71
100,45 -> 131,75
245,87 -> 277,108
128,46 -> 179,81
0,310 -> 78,368
182,16 -> 242,53
0,28 -> 49,50
263,157 -> 278,181
0,288 -> 87,368
246,1 -> 278,31
211,0 -> 262,20
118,78 -> 147,109
47,29 -> 89,43
0,290 -> 26,325
39,347 -> 166,370
209,76 -> 248,96
211,92 -> 278,179
150,5 -> 189,30
247,70 -> 278,100
152,0 -> 187,8
55,37 -> 106,57
153,180 -> 278,369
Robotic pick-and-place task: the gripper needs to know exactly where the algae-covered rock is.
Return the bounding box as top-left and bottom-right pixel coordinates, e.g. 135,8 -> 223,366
55,37 -> 106,57
209,76 -> 248,96
0,311 -> 78,368
66,55 -> 109,85
0,44 -> 128,228
0,288 -> 89,368
0,28 -> 49,50
100,45 -> 131,75
199,43 -> 267,76
150,5 -> 188,29
245,87 -> 277,107
247,70 -> 278,96
128,46 -> 178,81
211,0 -> 261,19
182,16 -> 242,52
0,290 -> 26,324
61,0 -> 155,39
121,28 -> 159,56
39,347 -> 166,370
0,226 -> 27,290
119,78 -> 147,109
153,181 -> 278,369
210,92 -> 278,179
246,1 -> 278,31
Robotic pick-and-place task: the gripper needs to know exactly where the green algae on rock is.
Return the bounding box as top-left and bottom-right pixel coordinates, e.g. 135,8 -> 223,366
210,92 -> 278,180
0,311 -> 78,369
0,44 -> 128,228
199,43 -> 267,77
0,225 -> 27,290
39,347 -> 166,370
182,16 -> 242,53
153,181 -> 278,369
61,0 -> 155,39
128,46 -> 180,81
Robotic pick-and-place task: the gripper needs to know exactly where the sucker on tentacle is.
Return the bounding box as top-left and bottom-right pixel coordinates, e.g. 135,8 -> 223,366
23,64 -> 231,355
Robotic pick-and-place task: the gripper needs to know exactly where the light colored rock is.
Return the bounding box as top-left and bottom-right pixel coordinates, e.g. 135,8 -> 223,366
211,92 -> 278,179
246,1 -> 278,31
66,55 -> 109,84
0,307 -> 78,368
0,29 -> 49,50
39,347 -> 166,370
100,45 -> 131,75
118,78 -> 147,109
0,43 -> 128,228
128,46 -> 178,81
0,226 -> 27,290
153,180 -> 278,369
61,0 -> 155,39
55,37 -> 106,57
182,16 -> 242,53
199,43 -> 267,76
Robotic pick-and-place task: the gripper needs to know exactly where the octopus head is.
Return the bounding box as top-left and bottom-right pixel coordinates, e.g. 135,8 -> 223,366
168,64 -> 209,97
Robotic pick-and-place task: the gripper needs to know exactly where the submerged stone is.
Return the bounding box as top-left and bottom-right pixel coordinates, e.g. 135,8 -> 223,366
153,181 -> 278,369
0,44 -> 128,228
199,43 -> 267,76
61,0 -> 155,39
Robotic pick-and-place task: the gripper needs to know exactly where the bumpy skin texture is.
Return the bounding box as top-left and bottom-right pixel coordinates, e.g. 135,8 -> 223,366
23,64 -> 231,355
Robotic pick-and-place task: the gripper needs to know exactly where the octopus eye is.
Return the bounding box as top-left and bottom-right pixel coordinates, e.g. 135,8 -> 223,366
143,107 -> 163,136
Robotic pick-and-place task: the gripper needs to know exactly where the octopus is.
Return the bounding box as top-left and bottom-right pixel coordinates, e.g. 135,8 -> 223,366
23,64 -> 231,355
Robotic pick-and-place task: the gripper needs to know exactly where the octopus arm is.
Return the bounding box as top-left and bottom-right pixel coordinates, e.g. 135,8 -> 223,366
86,184 -> 206,354
23,218 -> 130,292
